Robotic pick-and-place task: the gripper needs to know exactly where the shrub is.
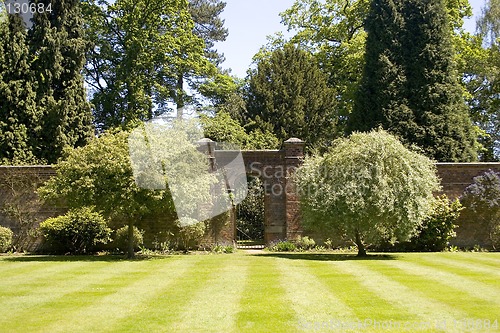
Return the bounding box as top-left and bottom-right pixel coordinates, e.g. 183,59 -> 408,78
408,195 -> 462,251
176,219 -> 206,251
113,226 -> 144,253
40,208 -> 111,254
296,236 -> 316,250
269,240 -> 297,252
460,170 -> 500,249
0,226 -> 13,252
211,245 -> 235,254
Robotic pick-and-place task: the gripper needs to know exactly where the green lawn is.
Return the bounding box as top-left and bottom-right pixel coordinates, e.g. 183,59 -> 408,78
0,252 -> 499,333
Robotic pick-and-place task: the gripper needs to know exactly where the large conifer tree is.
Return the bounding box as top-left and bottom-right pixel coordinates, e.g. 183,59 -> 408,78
0,0 -> 93,164
0,12 -> 39,164
29,0 -> 93,163
350,0 -> 478,162
245,44 -> 337,149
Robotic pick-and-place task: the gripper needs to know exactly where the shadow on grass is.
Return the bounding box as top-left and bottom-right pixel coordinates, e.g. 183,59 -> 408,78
252,252 -> 397,261
1,254 -> 170,262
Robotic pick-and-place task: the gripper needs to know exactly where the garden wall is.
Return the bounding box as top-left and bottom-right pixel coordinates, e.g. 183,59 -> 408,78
0,158 -> 499,250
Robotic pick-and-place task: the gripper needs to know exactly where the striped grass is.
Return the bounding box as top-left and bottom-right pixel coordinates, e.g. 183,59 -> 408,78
0,252 -> 499,332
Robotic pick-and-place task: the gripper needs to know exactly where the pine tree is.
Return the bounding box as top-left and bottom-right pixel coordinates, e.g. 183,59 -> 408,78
245,44 -> 337,149
29,0 -> 93,163
350,0 -> 478,162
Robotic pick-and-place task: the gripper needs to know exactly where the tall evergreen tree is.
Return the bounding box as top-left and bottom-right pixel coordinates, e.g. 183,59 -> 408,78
29,0 -> 93,163
0,12 -> 39,164
350,0 -> 478,162
245,44 -> 337,149
0,0 -> 93,165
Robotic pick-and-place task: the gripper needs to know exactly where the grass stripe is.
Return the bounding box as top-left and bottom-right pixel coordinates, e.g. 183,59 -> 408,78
305,259 -> 414,325
0,261 -> 112,313
368,261 -> 500,322
416,255 -> 500,278
109,255 -> 231,332
334,261 -> 468,329
0,259 -> 162,332
0,260 -> 92,290
274,257 -> 357,330
172,255 -> 248,332
40,256 -> 199,333
236,254 -> 296,332
402,255 -> 500,291
435,253 -> 500,267
379,260 -> 500,306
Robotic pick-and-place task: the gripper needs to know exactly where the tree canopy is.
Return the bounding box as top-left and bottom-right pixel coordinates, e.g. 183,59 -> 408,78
0,0 -> 93,164
349,0 -> 479,162
294,130 -> 441,256
244,44 -> 338,150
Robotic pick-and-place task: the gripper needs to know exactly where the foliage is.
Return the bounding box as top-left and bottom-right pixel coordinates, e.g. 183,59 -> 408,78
38,130 -> 175,258
211,244 -> 234,254
280,0 -> 369,132
176,218 -> 206,251
468,0 -> 500,160
245,44 -> 338,150
200,112 -> 279,150
477,0 -> 500,46
189,0 -> 228,65
0,13 -> 40,164
113,226 -> 144,253
83,0 -> 215,130
0,0 -> 93,165
388,195 -> 463,252
460,170 -> 500,249
40,207 -> 111,254
295,129 -> 441,256
268,240 -> 297,252
29,0 -> 94,163
0,226 -> 13,253
236,177 -> 265,241
295,236 -> 316,250
0,168 -> 45,252
349,0 -> 478,162
279,0 -> 474,135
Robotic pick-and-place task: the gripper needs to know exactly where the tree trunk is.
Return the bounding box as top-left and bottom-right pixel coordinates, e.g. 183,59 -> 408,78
355,228 -> 367,257
127,222 -> 135,259
176,75 -> 184,119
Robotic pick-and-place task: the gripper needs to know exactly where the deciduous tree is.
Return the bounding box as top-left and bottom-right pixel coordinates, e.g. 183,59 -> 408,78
295,130 -> 440,256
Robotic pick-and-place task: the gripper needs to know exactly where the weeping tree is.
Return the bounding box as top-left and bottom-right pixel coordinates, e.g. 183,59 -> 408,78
295,130 -> 441,256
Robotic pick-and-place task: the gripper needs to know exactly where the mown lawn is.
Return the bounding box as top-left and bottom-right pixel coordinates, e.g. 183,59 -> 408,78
0,252 -> 499,333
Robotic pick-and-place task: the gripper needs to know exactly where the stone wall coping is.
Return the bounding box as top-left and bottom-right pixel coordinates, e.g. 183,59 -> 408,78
436,163 -> 500,166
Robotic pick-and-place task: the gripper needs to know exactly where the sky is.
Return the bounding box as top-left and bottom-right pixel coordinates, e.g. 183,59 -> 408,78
216,0 -> 487,79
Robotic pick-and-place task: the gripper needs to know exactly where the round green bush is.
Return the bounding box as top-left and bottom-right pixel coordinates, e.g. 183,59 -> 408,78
40,207 -> 111,254
113,226 -> 144,253
0,226 -> 13,253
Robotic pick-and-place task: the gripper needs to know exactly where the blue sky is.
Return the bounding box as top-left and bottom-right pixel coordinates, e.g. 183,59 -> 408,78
216,0 -> 487,79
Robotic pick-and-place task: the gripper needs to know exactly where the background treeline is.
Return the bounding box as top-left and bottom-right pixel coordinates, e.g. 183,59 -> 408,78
0,0 -> 499,164
0,0 -> 499,256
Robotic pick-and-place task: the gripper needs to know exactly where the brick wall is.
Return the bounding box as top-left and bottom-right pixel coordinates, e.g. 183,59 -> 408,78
1,159 -> 499,250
